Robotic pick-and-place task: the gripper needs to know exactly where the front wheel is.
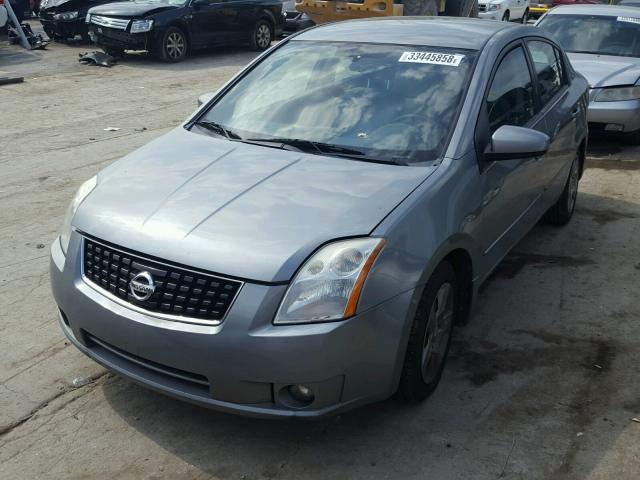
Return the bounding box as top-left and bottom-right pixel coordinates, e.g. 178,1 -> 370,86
502,10 -> 510,21
153,26 -> 188,62
521,8 -> 529,23
399,261 -> 457,403
250,20 -> 273,51
545,154 -> 580,225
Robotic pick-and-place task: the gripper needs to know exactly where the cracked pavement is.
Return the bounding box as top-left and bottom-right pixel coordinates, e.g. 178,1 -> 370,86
1,24 -> 639,480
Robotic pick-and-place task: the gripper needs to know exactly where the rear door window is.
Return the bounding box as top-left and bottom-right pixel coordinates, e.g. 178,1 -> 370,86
527,40 -> 565,107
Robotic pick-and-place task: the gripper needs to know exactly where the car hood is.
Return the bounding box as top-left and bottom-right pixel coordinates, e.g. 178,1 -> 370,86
88,1 -> 178,17
40,0 -> 107,12
75,128 -> 434,283
568,53 -> 640,88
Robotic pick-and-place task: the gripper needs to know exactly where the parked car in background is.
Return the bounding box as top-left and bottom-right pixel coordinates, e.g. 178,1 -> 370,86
39,0 -> 111,41
529,0 -> 551,18
478,0 -> 531,22
537,5 -> 640,142
617,0 -> 640,7
282,0 -> 313,33
51,18 -> 588,418
86,0 -> 284,62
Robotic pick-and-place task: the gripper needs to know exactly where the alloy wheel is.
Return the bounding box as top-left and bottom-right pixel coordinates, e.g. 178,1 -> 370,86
421,282 -> 454,384
256,24 -> 271,49
166,32 -> 185,60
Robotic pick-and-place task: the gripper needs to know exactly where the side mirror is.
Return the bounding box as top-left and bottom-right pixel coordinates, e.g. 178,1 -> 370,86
484,125 -> 550,161
197,91 -> 216,107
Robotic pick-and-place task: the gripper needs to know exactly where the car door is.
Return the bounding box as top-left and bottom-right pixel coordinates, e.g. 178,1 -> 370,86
524,39 -> 582,206
473,43 -> 548,274
190,0 -> 238,47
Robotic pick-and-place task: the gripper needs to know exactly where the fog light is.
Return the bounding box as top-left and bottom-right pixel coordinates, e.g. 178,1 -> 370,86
604,123 -> 624,132
288,384 -> 315,404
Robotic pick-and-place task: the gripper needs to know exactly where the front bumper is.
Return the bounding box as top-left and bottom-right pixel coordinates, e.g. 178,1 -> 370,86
40,15 -> 87,40
587,96 -> 640,134
283,11 -> 314,34
89,24 -> 150,51
50,232 -> 414,418
478,10 -> 502,20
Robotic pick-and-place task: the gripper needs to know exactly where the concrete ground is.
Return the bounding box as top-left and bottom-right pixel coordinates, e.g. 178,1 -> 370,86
1,24 -> 639,480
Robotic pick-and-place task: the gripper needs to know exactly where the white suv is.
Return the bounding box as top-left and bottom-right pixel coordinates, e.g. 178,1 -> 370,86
478,0 -> 531,23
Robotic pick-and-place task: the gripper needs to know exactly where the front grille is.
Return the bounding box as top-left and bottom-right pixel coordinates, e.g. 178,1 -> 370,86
82,237 -> 242,325
478,4 -> 487,12
90,15 -> 130,30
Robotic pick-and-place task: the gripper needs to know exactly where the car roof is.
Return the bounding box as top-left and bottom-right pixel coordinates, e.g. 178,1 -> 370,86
546,4 -> 640,16
294,17 -> 518,51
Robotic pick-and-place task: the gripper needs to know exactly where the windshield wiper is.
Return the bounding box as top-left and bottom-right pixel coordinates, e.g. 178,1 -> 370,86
193,120 -> 242,140
244,137 -> 406,165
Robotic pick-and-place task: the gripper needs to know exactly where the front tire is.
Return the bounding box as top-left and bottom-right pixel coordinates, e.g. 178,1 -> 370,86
399,261 -> 457,403
250,20 -> 273,51
545,153 -> 580,225
153,26 -> 188,62
502,10 -> 510,21
521,8 -> 529,23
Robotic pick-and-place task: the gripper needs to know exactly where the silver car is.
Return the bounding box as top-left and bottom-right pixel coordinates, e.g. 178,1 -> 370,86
537,5 -> 640,143
50,18 -> 588,418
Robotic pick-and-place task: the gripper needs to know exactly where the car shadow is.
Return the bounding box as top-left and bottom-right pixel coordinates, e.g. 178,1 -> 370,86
101,167 -> 640,479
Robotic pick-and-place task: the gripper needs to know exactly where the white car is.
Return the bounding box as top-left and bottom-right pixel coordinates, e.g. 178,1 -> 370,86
478,0 -> 531,22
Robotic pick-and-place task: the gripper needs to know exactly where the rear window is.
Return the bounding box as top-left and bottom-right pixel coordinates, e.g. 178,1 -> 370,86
537,14 -> 640,58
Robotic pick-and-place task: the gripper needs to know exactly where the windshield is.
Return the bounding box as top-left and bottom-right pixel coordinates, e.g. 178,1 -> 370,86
538,14 -> 640,57
196,41 -> 477,164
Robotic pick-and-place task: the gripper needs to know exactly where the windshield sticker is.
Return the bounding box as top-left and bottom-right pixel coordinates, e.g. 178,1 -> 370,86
399,52 -> 465,66
618,16 -> 640,24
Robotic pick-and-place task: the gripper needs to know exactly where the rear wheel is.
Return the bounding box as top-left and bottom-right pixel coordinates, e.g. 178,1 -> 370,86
399,261 -> 457,403
153,26 -> 188,62
521,8 -> 529,23
249,20 -> 273,51
545,153 -> 580,225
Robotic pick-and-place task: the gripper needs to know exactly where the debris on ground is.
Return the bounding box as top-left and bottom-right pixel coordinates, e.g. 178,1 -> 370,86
103,127 -> 120,132
0,76 -> 25,86
78,51 -> 117,68
632,418 -> 640,423
71,376 -> 92,388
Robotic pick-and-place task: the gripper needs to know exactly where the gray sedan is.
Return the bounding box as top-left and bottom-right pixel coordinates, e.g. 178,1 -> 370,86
537,5 -> 640,143
50,18 -> 588,418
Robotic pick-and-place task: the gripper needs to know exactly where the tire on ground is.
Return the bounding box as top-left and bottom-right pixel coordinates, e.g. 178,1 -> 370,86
249,19 -> 273,51
544,153 -> 580,225
399,260 -> 458,403
153,26 -> 188,63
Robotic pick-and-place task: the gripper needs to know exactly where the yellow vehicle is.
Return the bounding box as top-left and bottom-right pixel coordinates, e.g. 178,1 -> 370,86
295,0 -> 479,25
529,0 -> 552,18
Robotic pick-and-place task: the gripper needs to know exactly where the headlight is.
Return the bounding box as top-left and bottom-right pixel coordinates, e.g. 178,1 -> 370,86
53,11 -> 78,20
595,86 -> 640,102
85,13 -> 91,23
487,3 -> 501,11
274,238 -> 385,324
130,19 -> 154,33
59,176 -> 97,255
